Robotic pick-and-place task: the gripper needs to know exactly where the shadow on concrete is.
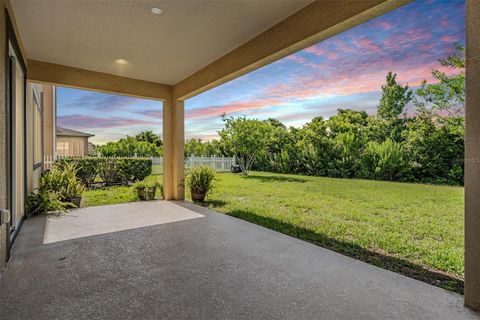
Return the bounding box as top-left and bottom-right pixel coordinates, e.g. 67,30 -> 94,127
185,202 -> 464,294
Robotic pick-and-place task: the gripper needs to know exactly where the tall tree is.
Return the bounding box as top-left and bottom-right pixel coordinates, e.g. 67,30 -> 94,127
378,72 -> 413,120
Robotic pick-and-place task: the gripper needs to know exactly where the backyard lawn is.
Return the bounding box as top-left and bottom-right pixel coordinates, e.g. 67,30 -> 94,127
82,171 -> 464,291
81,175 -> 163,207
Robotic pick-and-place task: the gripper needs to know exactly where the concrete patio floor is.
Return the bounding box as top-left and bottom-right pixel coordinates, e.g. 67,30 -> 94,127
0,201 -> 478,320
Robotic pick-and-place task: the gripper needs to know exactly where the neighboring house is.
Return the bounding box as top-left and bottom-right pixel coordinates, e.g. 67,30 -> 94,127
56,127 -> 94,157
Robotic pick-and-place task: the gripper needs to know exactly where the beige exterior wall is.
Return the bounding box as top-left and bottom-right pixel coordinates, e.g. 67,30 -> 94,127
0,0 -> 9,269
43,85 -> 55,158
26,82 -> 44,193
1,2 -> 47,268
56,136 -> 89,157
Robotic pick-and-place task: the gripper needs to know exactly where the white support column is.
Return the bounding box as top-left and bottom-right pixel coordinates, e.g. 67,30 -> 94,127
465,0 -> 480,310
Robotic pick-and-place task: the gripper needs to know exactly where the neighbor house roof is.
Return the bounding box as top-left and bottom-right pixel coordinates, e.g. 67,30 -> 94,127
56,126 -> 94,137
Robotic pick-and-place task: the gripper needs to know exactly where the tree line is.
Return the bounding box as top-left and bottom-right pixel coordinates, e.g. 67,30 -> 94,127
188,45 -> 465,185
98,45 -> 465,185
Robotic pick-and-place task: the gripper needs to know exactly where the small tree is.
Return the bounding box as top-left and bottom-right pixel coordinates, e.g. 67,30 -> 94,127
219,116 -> 269,175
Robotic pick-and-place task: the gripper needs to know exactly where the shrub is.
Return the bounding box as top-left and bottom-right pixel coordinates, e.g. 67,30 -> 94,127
26,190 -> 69,216
117,158 -> 152,182
361,139 -> 404,181
63,175 -> 85,199
40,162 -> 85,203
57,157 -> 98,187
56,157 -> 152,186
186,166 -> 216,195
98,158 -> 123,185
39,167 -> 65,194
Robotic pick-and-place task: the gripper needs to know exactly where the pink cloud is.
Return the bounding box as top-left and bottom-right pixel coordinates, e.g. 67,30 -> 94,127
334,40 -> 355,53
57,115 -> 160,129
419,43 -> 435,51
186,99 -> 283,119
286,54 -> 306,64
304,46 -> 338,60
383,29 -> 433,50
440,17 -> 449,28
352,38 -> 381,52
304,46 -> 325,56
260,51 -> 461,103
377,21 -> 393,30
441,35 -> 458,42
135,110 -> 163,118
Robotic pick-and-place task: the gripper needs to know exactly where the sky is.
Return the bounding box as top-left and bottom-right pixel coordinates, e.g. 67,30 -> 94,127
56,0 -> 465,145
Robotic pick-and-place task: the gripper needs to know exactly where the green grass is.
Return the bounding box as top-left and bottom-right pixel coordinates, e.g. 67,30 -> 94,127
81,175 -> 163,208
81,171 -> 464,291
196,172 -> 464,291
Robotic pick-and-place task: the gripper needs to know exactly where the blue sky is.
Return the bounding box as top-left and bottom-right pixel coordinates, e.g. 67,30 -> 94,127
57,0 -> 465,145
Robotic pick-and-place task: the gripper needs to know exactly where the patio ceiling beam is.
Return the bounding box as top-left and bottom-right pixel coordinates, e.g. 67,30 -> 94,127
27,59 -> 172,101
173,0 -> 411,101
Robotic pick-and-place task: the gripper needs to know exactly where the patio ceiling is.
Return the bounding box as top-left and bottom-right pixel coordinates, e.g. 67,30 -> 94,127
10,0 -> 410,100
12,0 -> 312,85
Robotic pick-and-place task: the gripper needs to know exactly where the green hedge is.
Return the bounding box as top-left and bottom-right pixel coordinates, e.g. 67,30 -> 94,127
56,157 -> 152,186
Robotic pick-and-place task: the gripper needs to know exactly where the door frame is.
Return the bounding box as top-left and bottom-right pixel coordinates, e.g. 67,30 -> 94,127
5,11 -> 27,253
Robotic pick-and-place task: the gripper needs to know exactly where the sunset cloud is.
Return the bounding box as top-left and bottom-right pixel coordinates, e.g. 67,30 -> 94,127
441,34 -> 458,42
57,115 -> 161,130
376,21 -> 393,30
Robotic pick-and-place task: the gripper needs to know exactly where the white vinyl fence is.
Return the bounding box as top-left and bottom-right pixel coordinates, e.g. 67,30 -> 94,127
44,155 -> 235,173
185,156 -> 236,172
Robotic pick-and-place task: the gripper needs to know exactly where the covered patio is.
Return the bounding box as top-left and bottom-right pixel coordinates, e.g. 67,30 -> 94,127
1,201 -> 478,320
1,0 -> 480,315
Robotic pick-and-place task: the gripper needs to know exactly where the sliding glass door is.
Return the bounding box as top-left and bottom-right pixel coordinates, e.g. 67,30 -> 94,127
8,41 -> 26,238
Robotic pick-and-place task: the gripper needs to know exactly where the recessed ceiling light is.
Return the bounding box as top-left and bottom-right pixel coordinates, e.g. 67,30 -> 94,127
151,7 -> 162,14
115,59 -> 128,65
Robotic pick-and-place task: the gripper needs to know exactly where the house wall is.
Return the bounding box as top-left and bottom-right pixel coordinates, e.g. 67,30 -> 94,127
56,136 -> 88,156
26,83 -> 44,193
43,85 -> 55,158
0,0 -> 9,269
0,0 -> 45,268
